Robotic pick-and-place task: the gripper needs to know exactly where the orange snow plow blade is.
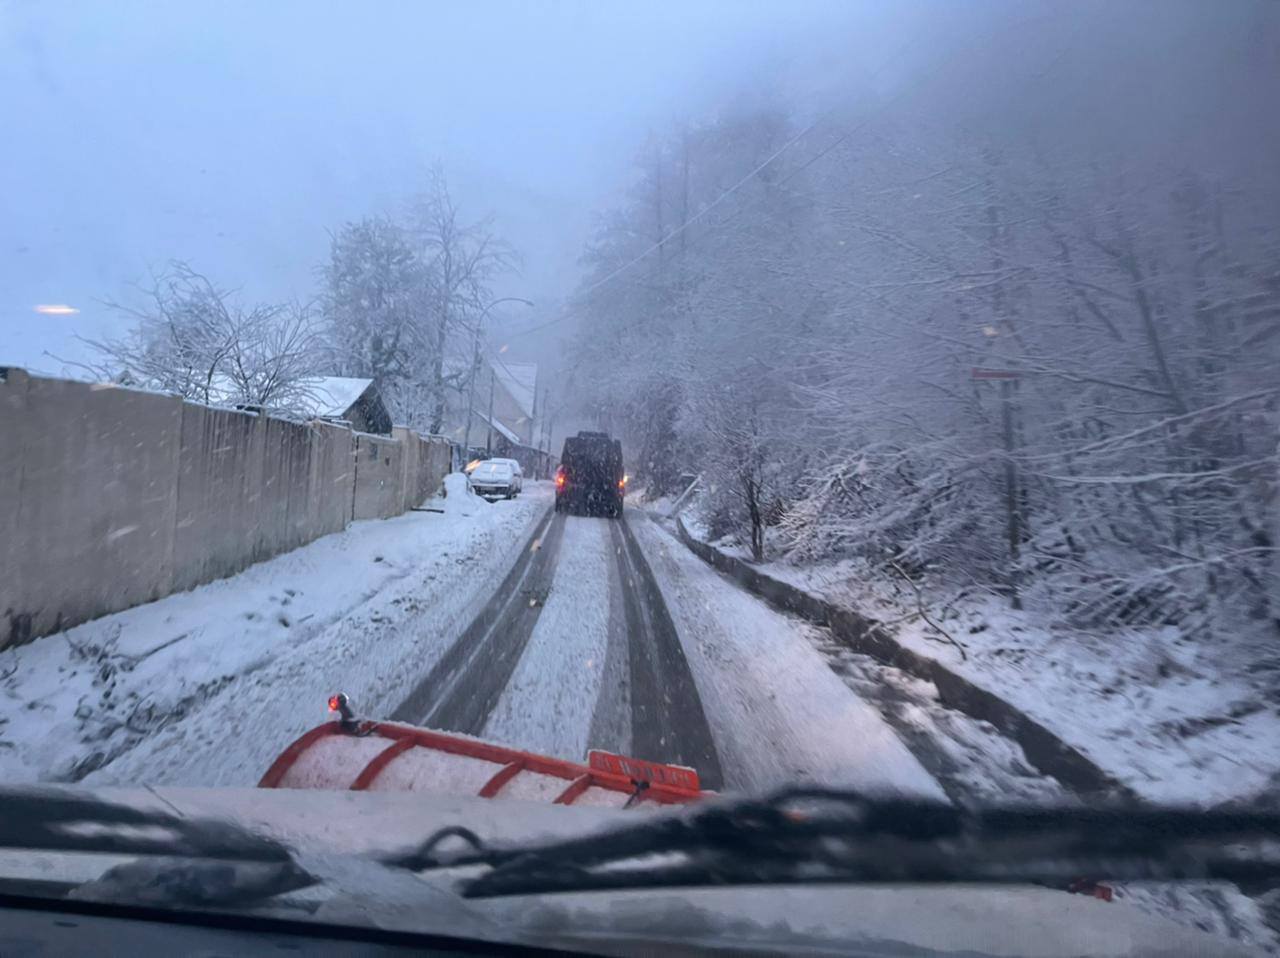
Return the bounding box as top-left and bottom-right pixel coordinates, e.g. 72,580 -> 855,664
260,719 -> 708,808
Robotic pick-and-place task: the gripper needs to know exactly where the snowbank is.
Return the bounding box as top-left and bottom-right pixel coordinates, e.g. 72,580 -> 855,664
688,529 -> 1280,806
0,483 -> 554,786
442,471 -> 485,515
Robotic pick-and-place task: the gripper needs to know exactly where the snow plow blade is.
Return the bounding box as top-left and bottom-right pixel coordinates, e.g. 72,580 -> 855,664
260,714 -> 708,808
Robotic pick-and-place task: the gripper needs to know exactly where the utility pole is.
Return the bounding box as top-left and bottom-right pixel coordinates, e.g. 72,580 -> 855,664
461,327 -> 482,456
462,297 -> 533,457
530,383 -> 538,450
486,365 -> 495,454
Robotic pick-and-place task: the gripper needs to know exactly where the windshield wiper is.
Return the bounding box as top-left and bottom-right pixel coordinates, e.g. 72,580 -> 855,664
387,788 -> 1280,899
0,788 -> 316,907
0,788 -> 296,862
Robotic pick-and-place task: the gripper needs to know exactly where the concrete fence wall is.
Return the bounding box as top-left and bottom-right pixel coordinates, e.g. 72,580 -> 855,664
393,427 -> 453,514
353,432 -> 403,520
1,369 -> 452,650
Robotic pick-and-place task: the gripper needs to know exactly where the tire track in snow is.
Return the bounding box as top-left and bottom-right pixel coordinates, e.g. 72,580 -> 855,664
392,507 -> 722,793
627,513 -> 945,800
390,507 -> 564,732
586,527 -> 632,756
614,517 -> 724,790
482,516 -> 622,760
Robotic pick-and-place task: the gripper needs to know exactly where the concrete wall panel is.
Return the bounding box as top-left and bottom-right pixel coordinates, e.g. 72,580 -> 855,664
2,373 -> 182,648
257,415 -> 313,560
171,404 -> 265,593
390,429 -> 451,511
421,437 -> 451,503
392,426 -> 419,514
353,433 -> 403,519
307,421 -> 355,537
0,369 -> 33,648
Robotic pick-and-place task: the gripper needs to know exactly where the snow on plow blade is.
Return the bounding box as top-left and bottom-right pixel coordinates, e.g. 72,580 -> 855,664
260,714 -> 707,808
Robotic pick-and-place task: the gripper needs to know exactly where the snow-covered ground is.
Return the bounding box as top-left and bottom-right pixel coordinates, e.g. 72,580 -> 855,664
628,516 -> 946,801
682,522 -> 1280,953
1,483 -> 943,804
0,477 -> 552,786
743,553 -> 1280,806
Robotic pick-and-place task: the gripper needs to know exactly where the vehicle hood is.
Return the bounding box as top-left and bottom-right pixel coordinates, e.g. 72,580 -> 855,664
1,786 -> 1254,958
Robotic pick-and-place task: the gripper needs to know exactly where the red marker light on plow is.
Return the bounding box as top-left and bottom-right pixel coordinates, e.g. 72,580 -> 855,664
327,692 -> 357,729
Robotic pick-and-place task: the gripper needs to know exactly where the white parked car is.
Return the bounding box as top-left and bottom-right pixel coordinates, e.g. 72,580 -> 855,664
488,457 -> 523,493
468,459 -> 518,500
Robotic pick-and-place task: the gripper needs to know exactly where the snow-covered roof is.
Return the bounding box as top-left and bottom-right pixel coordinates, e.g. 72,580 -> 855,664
492,360 -> 537,418
295,377 -> 374,418
196,374 -> 374,418
477,411 -> 520,445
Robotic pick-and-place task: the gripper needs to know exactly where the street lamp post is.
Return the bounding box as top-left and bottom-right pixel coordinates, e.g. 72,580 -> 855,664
462,297 -> 533,458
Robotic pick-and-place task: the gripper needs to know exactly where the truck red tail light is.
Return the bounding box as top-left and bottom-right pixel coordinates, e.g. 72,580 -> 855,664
555,469 -> 566,489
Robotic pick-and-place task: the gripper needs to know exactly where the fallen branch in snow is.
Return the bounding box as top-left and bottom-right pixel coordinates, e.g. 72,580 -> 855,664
122,633 -> 192,666
888,560 -> 968,661
1034,458 -> 1276,486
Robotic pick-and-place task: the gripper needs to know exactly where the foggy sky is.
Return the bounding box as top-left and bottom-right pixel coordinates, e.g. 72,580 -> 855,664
4,1 -> 1276,377
1,0 -> 880,373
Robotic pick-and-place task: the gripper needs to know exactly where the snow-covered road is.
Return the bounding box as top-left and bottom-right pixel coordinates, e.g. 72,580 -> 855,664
483,516 -> 618,761
628,515 -> 946,800
387,503 -> 943,799
1,490 -> 946,802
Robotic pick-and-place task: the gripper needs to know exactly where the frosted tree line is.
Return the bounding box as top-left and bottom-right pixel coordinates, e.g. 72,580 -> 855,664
565,8 -> 1279,641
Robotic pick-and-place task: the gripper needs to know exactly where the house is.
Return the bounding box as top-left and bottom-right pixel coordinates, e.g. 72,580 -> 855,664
435,357 -> 557,477
190,373 -> 394,436
295,377 -> 393,435
488,360 -> 538,446
441,358 -> 539,450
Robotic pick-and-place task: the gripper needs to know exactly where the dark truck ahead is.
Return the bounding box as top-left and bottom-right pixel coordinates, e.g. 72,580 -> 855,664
555,431 -> 625,517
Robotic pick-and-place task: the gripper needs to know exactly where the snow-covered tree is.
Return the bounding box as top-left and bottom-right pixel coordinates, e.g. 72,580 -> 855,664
406,166 -> 517,433
320,169 -> 515,433
563,2 -> 1280,645
84,261 -> 323,412
321,216 -> 424,393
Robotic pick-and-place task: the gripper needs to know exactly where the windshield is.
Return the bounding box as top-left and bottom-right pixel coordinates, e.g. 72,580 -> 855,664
1,2 -> 1277,955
